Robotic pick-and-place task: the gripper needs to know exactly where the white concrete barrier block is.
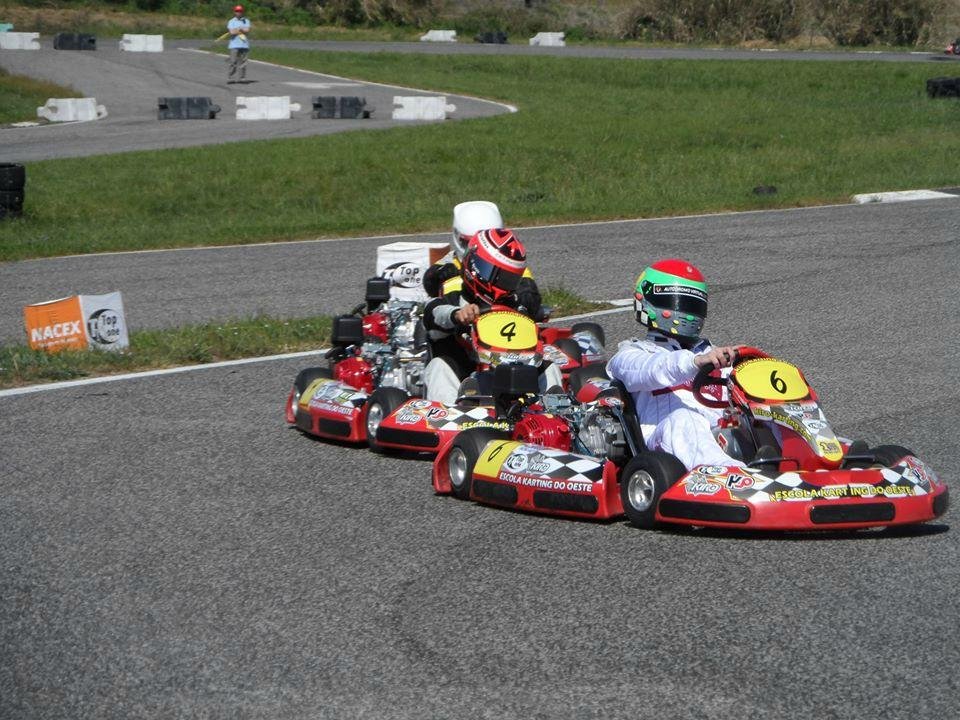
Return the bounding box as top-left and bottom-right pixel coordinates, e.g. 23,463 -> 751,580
0,32 -> 40,50
37,97 -> 108,123
391,96 -> 456,121
119,34 -> 164,52
420,29 -> 457,42
235,96 -> 301,120
529,32 -> 565,47
852,189 -> 957,204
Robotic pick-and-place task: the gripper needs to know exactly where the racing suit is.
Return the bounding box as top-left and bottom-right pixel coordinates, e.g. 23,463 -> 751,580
606,332 -> 743,470
422,288 -> 562,405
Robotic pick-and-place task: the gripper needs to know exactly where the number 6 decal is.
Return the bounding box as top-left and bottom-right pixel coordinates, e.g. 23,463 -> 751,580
770,370 -> 787,394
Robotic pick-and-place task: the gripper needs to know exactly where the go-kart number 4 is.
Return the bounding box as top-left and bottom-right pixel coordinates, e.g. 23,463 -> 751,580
734,359 -> 809,402
476,312 -> 538,349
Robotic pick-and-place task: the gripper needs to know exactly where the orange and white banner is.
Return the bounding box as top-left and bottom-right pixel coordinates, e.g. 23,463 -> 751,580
24,291 -> 129,353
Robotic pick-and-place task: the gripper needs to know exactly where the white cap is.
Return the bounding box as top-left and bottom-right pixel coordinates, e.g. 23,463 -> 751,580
451,200 -> 503,259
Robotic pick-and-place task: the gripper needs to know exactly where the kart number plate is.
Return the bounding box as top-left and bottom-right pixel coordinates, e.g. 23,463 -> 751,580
476,311 -> 538,350
734,359 -> 809,402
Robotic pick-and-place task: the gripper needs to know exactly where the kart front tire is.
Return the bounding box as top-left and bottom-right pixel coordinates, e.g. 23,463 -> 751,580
619,452 -> 686,529
289,367 -> 331,424
447,427 -> 511,500
871,444 -> 916,467
570,321 -> 606,348
554,338 -> 583,367
567,365 -> 610,395
365,386 -> 410,453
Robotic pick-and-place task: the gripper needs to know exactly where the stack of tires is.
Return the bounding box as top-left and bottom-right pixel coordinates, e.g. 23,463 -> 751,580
0,163 -> 24,219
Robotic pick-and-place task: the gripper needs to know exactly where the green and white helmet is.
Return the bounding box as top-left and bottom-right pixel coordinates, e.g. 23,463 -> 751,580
634,259 -> 708,346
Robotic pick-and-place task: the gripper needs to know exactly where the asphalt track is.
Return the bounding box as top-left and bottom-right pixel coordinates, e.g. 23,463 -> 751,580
0,38 -> 511,162
2,36 -> 960,720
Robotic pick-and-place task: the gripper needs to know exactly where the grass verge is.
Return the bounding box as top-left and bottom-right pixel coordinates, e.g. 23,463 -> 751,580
0,289 -> 613,388
0,67 -> 79,124
4,51 -> 959,261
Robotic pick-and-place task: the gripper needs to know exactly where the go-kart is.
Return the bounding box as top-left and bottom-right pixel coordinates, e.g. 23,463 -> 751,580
366,306 -> 574,454
433,347 -> 948,531
285,277 -> 429,443
946,38 -> 960,55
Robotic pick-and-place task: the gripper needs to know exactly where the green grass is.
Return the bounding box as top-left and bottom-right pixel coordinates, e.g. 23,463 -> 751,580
0,314 -> 332,388
3,51 -> 960,261
0,290 -> 612,387
0,67 -> 79,124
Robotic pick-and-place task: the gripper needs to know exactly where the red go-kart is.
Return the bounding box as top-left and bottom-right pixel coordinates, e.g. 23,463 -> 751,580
433,347 -> 948,531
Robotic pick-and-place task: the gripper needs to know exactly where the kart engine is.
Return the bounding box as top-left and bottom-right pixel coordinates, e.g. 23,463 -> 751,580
362,300 -> 426,395
577,407 -> 625,459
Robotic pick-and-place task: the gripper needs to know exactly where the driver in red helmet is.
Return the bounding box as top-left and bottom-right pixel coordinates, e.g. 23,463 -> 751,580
422,228 -> 561,404
606,258 -> 745,470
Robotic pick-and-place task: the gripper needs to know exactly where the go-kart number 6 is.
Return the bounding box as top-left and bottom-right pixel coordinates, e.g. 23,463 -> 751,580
734,359 -> 809,402
476,312 -> 538,349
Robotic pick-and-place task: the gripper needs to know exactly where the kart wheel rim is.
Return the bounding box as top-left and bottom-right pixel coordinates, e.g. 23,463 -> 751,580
448,448 -> 468,489
626,470 -> 656,512
290,389 -> 301,417
366,403 -> 384,439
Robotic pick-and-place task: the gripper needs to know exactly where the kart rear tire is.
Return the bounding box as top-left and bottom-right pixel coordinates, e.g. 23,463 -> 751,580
570,321 -> 606,348
871,444 -> 915,467
619,451 -> 686,529
365,386 -> 410,453
447,427 -> 511,500
290,367 -> 331,423
567,365 -> 610,395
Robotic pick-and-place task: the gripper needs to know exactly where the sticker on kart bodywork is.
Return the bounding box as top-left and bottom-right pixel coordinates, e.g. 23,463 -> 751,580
475,311 -> 538,350
734,359 -> 810,403
474,441 -> 603,490
302,379 -> 367,409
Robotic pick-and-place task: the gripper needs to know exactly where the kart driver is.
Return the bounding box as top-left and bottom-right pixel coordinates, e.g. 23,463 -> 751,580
606,258 -> 746,470
421,228 -> 562,405
423,201 -> 540,313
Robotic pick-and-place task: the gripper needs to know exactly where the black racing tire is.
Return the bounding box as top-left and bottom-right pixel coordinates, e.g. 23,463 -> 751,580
570,321 -> 606,348
446,427 -> 512,500
567,364 -> 610,395
289,367 -> 331,423
0,163 -> 25,192
553,337 -> 583,366
365,386 -> 410,452
619,451 -> 686,529
871,444 -> 915,467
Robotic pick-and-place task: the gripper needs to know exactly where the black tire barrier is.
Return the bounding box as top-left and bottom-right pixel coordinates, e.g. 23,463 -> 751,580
311,96 -> 371,119
0,162 -> 25,192
158,97 -> 221,120
926,77 -> 960,98
0,163 -> 25,219
475,31 -> 508,44
0,189 -> 24,219
53,33 -> 97,51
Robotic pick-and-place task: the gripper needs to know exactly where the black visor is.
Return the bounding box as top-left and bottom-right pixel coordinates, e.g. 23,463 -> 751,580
644,282 -> 707,318
469,254 -> 523,293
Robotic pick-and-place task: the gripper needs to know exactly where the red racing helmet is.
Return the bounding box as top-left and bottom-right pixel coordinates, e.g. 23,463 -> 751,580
461,228 -> 527,305
233,5 -> 245,13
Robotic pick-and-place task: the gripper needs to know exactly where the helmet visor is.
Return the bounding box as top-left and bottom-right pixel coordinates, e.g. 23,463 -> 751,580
468,254 -> 523,294
642,282 -> 707,318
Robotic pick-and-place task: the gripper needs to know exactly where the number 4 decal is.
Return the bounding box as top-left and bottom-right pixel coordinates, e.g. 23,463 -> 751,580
500,321 -> 517,343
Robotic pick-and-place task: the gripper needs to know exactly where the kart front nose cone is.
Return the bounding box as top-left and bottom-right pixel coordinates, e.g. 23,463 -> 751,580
366,403 -> 384,438
449,447 -> 468,488
626,469 -> 657,512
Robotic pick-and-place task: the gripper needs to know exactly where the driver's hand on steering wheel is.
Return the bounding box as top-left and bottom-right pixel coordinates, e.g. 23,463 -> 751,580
695,345 -> 740,369
454,303 -> 481,325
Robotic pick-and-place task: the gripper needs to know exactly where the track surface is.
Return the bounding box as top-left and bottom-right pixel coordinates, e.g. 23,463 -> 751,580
3,198 -> 959,719
0,39 -> 510,162
1,35 -> 959,720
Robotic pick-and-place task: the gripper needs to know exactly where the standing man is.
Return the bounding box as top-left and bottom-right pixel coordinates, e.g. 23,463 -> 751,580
226,5 -> 251,84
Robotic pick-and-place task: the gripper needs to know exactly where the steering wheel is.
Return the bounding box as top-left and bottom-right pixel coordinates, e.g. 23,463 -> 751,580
691,346 -> 769,408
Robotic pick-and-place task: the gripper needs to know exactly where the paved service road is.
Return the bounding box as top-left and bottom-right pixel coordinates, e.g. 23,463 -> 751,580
2,198 -> 958,719
0,39 -> 511,163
